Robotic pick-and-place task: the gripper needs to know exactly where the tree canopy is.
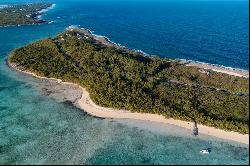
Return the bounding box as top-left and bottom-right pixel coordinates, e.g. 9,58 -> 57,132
9,29 -> 249,134
0,3 -> 52,26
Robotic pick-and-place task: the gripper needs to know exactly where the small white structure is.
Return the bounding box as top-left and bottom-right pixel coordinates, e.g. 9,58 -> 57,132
200,148 -> 211,154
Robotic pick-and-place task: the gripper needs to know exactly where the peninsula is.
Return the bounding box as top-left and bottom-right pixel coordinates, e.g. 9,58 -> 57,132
0,3 -> 53,27
8,28 -> 249,143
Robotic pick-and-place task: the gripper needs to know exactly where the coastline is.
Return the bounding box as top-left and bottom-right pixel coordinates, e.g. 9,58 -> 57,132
0,5 -> 8,9
36,3 -> 56,20
38,3 -> 56,14
185,61 -> 249,78
0,3 -> 55,28
8,63 -> 249,145
68,27 -> 249,78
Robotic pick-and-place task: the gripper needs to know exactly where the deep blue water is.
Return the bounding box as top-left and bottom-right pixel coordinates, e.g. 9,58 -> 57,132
1,0 -> 249,69
0,0 -> 249,165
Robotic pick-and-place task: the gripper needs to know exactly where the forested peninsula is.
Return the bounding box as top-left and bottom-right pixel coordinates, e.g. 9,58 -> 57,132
8,28 -> 249,134
0,3 -> 52,26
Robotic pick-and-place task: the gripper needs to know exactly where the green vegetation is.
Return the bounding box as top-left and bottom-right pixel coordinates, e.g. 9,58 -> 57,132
9,29 -> 249,134
0,3 -> 52,26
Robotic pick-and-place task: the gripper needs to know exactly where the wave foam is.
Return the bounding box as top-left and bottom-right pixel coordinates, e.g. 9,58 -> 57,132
181,59 -> 249,73
65,25 -> 248,72
0,5 -> 8,9
38,4 -> 56,14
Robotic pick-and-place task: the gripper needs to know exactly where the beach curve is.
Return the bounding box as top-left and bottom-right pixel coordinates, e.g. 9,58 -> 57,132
8,63 -> 249,145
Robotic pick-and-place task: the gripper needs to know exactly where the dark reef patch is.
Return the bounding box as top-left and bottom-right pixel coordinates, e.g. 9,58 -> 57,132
0,86 -> 7,92
41,88 -> 54,96
62,100 -> 75,108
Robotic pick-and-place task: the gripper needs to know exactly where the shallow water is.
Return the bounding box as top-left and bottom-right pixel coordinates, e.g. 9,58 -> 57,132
0,0 -> 249,164
0,69 -> 249,164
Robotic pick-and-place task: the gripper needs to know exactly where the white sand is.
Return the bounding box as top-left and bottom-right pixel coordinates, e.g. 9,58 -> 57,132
10,63 -> 249,145
186,62 -> 249,78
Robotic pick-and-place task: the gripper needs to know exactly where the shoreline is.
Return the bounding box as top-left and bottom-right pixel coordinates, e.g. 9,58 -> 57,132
36,3 -> 56,20
0,3 -> 55,28
185,60 -> 249,78
68,27 -> 249,78
8,63 -> 249,145
0,5 -> 8,9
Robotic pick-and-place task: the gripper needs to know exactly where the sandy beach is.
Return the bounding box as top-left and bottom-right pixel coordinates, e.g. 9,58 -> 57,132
186,61 -> 249,78
9,63 -> 249,145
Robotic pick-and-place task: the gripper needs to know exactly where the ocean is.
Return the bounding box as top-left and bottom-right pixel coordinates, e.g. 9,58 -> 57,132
0,0 -> 249,164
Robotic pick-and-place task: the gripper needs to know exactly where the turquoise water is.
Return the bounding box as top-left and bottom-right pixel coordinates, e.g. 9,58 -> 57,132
0,0 -> 249,164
